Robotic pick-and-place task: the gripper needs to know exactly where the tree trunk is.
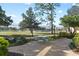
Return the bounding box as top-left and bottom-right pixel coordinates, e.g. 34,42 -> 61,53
29,28 -> 33,37
53,26 -> 55,39
68,27 -> 76,34
51,4 -> 54,34
73,27 -> 76,34
51,21 -> 53,34
68,27 -> 73,34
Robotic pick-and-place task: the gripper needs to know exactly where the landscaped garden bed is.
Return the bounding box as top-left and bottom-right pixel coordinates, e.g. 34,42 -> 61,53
0,35 -> 33,56
5,35 -> 32,47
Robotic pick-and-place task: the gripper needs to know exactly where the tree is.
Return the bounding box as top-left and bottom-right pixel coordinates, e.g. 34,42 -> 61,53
67,5 -> 79,16
35,3 -> 60,34
60,15 -> 79,34
0,6 -> 13,27
60,5 -> 79,34
19,7 -> 40,36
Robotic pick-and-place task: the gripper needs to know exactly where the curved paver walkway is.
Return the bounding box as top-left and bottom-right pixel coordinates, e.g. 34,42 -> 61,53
8,38 -> 79,56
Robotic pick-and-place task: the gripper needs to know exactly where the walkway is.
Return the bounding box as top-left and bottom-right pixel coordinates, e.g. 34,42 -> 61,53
8,38 -> 79,56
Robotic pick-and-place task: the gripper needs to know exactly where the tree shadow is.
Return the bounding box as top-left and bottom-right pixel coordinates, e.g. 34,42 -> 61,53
8,52 -> 24,56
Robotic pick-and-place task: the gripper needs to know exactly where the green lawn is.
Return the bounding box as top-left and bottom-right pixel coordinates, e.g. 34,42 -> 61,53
0,30 -> 51,35
0,31 -> 31,35
0,30 -> 59,37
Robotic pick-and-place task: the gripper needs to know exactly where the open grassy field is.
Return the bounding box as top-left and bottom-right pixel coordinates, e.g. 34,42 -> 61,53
0,30 -> 55,36
0,31 -> 32,35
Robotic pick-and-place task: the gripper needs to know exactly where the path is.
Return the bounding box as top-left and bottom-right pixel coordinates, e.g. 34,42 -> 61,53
8,38 -> 79,56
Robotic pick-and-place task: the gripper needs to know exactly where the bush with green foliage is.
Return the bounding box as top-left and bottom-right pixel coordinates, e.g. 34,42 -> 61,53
74,33 -> 79,37
67,33 -> 75,39
48,36 -> 59,41
58,32 -> 75,39
0,48 -> 8,56
69,42 -> 76,49
72,33 -> 79,48
48,36 -> 54,41
15,37 -> 29,45
58,32 -> 69,38
0,37 -> 9,56
9,36 -> 31,46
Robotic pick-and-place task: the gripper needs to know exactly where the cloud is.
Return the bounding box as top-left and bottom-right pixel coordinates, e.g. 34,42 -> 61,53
72,3 -> 79,6
58,10 -> 63,13
10,15 -> 16,18
72,3 -> 76,6
24,3 -> 32,5
6,14 -> 16,18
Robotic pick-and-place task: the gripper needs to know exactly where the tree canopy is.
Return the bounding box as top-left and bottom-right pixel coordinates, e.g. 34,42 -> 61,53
67,5 -> 79,16
60,5 -> 79,34
0,6 -> 13,26
60,15 -> 79,27
35,3 -> 60,34
19,7 -> 40,36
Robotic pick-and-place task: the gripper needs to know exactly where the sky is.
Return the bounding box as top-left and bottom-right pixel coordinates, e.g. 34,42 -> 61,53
0,3 -> 75,29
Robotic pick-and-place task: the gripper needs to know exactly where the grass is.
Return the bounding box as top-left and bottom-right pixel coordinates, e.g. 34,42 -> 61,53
0,30 -> 56,37
0,30 -> 58,46
0,31 -> 31,35
0,30 -> 59,42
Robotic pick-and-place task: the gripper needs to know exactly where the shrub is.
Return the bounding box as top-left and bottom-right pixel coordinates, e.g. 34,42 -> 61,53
69,42 -> 76,49
75,33 -> 79,37
67,33 -> 75,39
0,48 -> 8,56
0,37 -> 9,56
58,32 -> 69,38
9,36 -> 31,46
72,36 -> 79,48
0,37 -> 9,48
15,37 -> 29,45
58,32 -> 75,39
48,36 -> 54,41
48,36 -> 59,41
72,33 -> 79,48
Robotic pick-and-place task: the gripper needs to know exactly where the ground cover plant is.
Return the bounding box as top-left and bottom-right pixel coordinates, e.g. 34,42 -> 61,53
0,37 -> 9,56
